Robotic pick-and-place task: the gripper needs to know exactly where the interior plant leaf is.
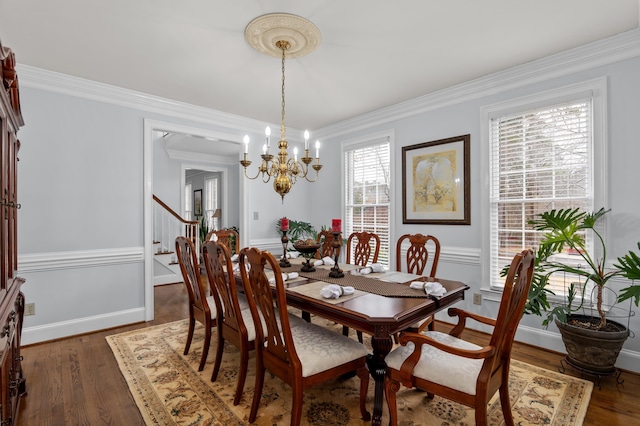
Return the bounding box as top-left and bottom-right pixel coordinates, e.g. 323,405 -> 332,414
580,207 -> 609,230
275,218 -> 317,243
529,208 -> 588,254
615,242 -> 640,306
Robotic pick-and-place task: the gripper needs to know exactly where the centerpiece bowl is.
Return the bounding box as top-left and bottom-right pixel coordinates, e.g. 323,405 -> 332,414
292,242 -> 320,272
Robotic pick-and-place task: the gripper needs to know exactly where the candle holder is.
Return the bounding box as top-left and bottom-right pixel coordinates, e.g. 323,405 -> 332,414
328,231 -> 344,278
279,230 -> 291,268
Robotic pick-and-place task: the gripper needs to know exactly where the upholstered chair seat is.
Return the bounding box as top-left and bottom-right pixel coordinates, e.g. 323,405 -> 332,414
288,321 -> 370,377
239,307 -> 306,342
385,331 -> 482,395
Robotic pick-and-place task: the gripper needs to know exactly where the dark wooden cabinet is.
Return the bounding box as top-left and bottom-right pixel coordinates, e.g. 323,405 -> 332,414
0,40 -> 26,426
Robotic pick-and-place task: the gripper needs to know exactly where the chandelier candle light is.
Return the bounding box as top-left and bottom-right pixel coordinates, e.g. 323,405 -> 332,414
241,14 -> 323,202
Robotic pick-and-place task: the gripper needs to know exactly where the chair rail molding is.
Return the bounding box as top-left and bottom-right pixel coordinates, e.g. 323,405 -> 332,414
18,247 -> 144,273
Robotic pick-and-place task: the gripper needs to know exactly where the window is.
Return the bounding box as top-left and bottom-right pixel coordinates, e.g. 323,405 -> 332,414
344,135 -> 391,267
185,183 -> 192,220
484,79 -> 606,298
205,177 -> 218,230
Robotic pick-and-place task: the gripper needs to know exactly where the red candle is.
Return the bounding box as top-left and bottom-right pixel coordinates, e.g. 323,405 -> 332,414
280,217 -> 289,231
332,218 -> 341,233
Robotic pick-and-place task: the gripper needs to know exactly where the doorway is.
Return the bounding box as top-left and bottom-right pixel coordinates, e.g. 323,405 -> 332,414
143,119 -> 247,321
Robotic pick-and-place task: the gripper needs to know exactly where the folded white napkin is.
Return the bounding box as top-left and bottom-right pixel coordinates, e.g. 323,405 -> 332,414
320,284 -> 355,299
370,263 -> 385,273
409,281 -> 446,297
354,263 -> 385,275
313,256 -> 336,266
268,271 -> 300,284
230,254 -> 239,263
286,251 -> 299,259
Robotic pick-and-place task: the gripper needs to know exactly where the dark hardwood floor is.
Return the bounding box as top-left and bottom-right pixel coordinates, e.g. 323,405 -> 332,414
17,282 -> 640,425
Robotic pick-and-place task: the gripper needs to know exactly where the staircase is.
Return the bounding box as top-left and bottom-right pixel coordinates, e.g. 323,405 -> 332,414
153,195 -> 199,286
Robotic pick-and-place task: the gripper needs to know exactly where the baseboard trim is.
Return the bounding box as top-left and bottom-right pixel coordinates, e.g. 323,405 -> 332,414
22,307 -> 146,345
154,274 -> 182,286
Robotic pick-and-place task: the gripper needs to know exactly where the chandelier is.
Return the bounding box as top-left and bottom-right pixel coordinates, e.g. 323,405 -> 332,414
241,14 -> 322,202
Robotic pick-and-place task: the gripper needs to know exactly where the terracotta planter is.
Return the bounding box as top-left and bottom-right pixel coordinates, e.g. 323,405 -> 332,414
555,314 -> 630,374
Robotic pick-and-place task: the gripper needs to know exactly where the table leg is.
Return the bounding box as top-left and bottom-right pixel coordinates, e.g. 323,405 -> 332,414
366,335 -> 393,426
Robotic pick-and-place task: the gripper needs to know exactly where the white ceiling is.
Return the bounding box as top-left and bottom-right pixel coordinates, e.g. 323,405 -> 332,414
1,1 -> 639,131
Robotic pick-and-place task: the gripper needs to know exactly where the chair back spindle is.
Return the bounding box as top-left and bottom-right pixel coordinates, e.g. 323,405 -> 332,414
347,231 -> 380,266
316,230 -> 342,260
396,233 -> 441,276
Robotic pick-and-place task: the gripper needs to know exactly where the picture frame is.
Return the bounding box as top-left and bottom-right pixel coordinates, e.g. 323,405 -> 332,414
402,134 -> 470,225
193,189 -> 202,217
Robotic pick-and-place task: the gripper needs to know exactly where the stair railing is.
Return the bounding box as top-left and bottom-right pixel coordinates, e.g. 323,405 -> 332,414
153,195 -> 199,254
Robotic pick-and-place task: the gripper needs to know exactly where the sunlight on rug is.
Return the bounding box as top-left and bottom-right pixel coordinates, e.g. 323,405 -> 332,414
106,319 -> 593,425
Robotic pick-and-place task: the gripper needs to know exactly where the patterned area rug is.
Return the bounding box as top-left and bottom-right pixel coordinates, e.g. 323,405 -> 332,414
106,318 -> 593,425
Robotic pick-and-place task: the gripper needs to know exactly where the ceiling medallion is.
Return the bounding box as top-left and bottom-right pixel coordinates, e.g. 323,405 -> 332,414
244,13 -> 321,59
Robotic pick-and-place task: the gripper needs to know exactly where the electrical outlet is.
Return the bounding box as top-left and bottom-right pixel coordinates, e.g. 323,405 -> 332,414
25,302 -> 36,316
473,293 -> 482,305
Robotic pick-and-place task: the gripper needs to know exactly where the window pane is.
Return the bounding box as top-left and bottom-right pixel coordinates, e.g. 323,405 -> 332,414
205,178 -> 218,230
490,99 -> 594,296
185,183 -> 192,221
345,141 -> 390,267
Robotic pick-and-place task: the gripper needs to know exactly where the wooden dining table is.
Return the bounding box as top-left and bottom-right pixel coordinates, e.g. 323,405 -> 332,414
266,257 -> 470,426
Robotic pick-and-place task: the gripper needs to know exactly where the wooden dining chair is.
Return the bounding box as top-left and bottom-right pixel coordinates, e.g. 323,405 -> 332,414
396,233 -> 441,334
205,228 -> 240,255
175,236 -> 218,371
396,233 -> 441,276
343,231 -> 381,342
239,247 -> 371,425
202,240 -> 253,405
384,249 -> 535,426
315,229 -> 342,260
346,231 -> 380,266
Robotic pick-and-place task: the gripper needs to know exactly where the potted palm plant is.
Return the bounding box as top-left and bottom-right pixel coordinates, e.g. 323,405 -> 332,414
528,207 -> 640,374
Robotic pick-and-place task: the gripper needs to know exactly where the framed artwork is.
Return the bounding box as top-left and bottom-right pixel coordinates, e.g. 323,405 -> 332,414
402,134 -> 470,225
193,189 -> 202,217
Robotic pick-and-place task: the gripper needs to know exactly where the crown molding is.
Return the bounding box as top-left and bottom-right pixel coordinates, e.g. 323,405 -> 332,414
316,28 -> 640,139
15,65 -> 269,134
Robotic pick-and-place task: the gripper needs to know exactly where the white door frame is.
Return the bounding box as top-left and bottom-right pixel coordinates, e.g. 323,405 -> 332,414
143,119 -> 246,321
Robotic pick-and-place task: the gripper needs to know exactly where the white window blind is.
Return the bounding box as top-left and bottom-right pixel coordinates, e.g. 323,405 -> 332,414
489,99 -> 594,294
185,183 -> 192,221
344,141 -> 391,267
205,178 -> 218,229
